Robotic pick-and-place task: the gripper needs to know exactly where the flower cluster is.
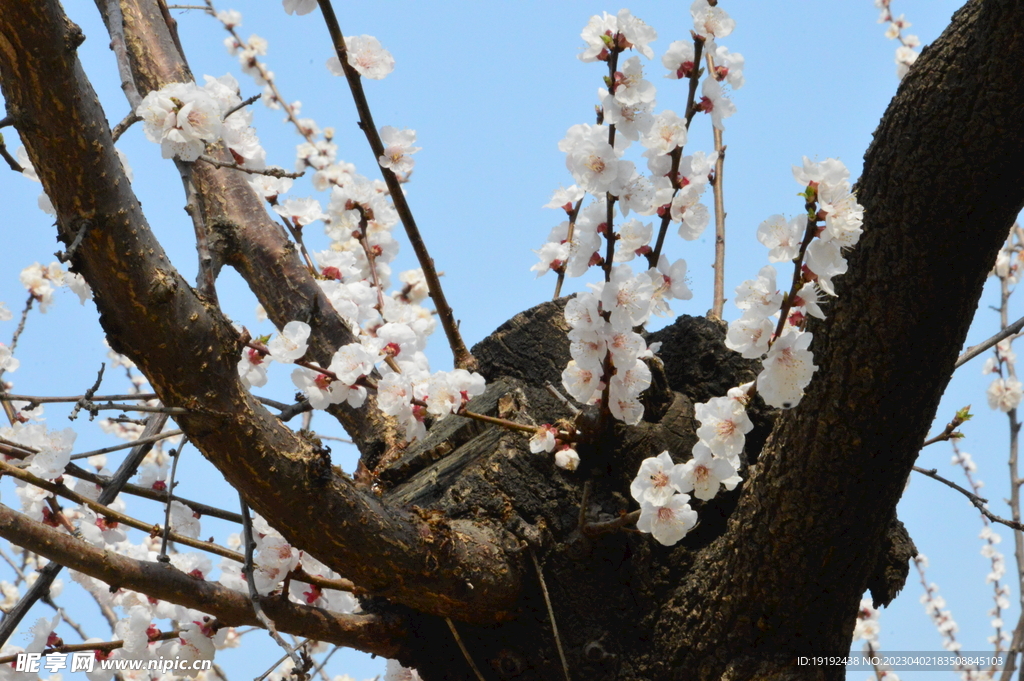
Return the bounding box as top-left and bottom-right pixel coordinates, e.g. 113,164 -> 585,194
532,5 -> 754,547
914,554 -> 964,654
629,387 -> 748,547
215,8 -> 479,447
874,0 -> 920,80
535,4 -> 746,441
629,449 -> 743,546
725,157 -> 863,410
137,74 -> 265,166
533,1 -> 744,288
529,424 -> 580,471
0,422 -> 76,486
560,278 -> 657,425
239,316 -> 487,442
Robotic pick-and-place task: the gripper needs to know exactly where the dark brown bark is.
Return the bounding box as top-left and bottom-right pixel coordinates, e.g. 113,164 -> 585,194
650,0 -> 1024,678
0,0 -> 521,627
105,0 -> 401,463
1,0 -> 1023,679
0,503 -> 407,658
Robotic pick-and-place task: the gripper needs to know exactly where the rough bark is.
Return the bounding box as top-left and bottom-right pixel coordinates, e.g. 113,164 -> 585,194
0,503 -> 408,658
105,0 -> 401,463
0,0 -> 1023,679
0,0 -> 520,626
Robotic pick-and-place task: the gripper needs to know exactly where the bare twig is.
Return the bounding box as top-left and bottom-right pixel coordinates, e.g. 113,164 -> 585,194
223,92 -> 260,120
96,0 -> 143,109
196,155 -> 303,178
179,161 -> 220,302
0,134 -> 24,173
705,51 -> 727,320
70,363 -> 106,420
583,509 -> 641,537
530,549 -> 571,681
445,618 -> 487,681
111,111 -> 141,142
912,466 -> 1024,531
64,462 -> 241,523
1,392 -> 158,404
54,218 -> 93,264
69,429 -> 183,461
956,314 -> 1024,369
158,438 -> 187,561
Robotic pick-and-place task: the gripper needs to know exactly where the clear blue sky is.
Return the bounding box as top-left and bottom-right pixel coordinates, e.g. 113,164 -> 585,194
1,1 -> 1011,678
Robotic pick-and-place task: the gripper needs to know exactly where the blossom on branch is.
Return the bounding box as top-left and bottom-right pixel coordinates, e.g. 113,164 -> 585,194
378,126 -> 421,174
327,35 -> 395,80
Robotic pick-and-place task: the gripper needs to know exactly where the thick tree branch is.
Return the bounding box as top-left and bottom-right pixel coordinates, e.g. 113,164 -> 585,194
0,503 -> 407,658
0,0 -> 520,625
98,0 -> 400,459
653,0 -> 1024,677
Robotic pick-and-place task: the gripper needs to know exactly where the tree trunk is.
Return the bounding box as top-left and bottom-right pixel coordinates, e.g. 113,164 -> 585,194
2,0 -> 1024,680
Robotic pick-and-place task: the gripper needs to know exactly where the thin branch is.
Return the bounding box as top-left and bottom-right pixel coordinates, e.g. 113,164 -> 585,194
912,466 -> 1024,531
196,155 -> 303,178
72,402 -> 188,414
582,510 -> 641,537
62,462 -> 243,523
69,363 -> 106,420
223,92 -> 260,120
54,218 -> 93,264
921,406 -> 970,447
545,382 -> 580,415
0,502 -> 406,657
552,198 -> 584,300
0,457 -> 355,593
445,618 -> 487,681
239,494 -> 306,673
96,0 -> 143,109
317,0 -> 476,371
158,437 -> 187,560
0,134 -> 24,173
1,392 -> 158,404
956,313 -> 1024,368
0,629 -> 181,664
179,161 -> 220,302
647,35 -> 706,268
705,52 -> 727,320
256,649 -> 295,681
309,645 -> 341,681
68,429 -> 183,461
530,549 -> 571,681
111,111 -> 141,142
